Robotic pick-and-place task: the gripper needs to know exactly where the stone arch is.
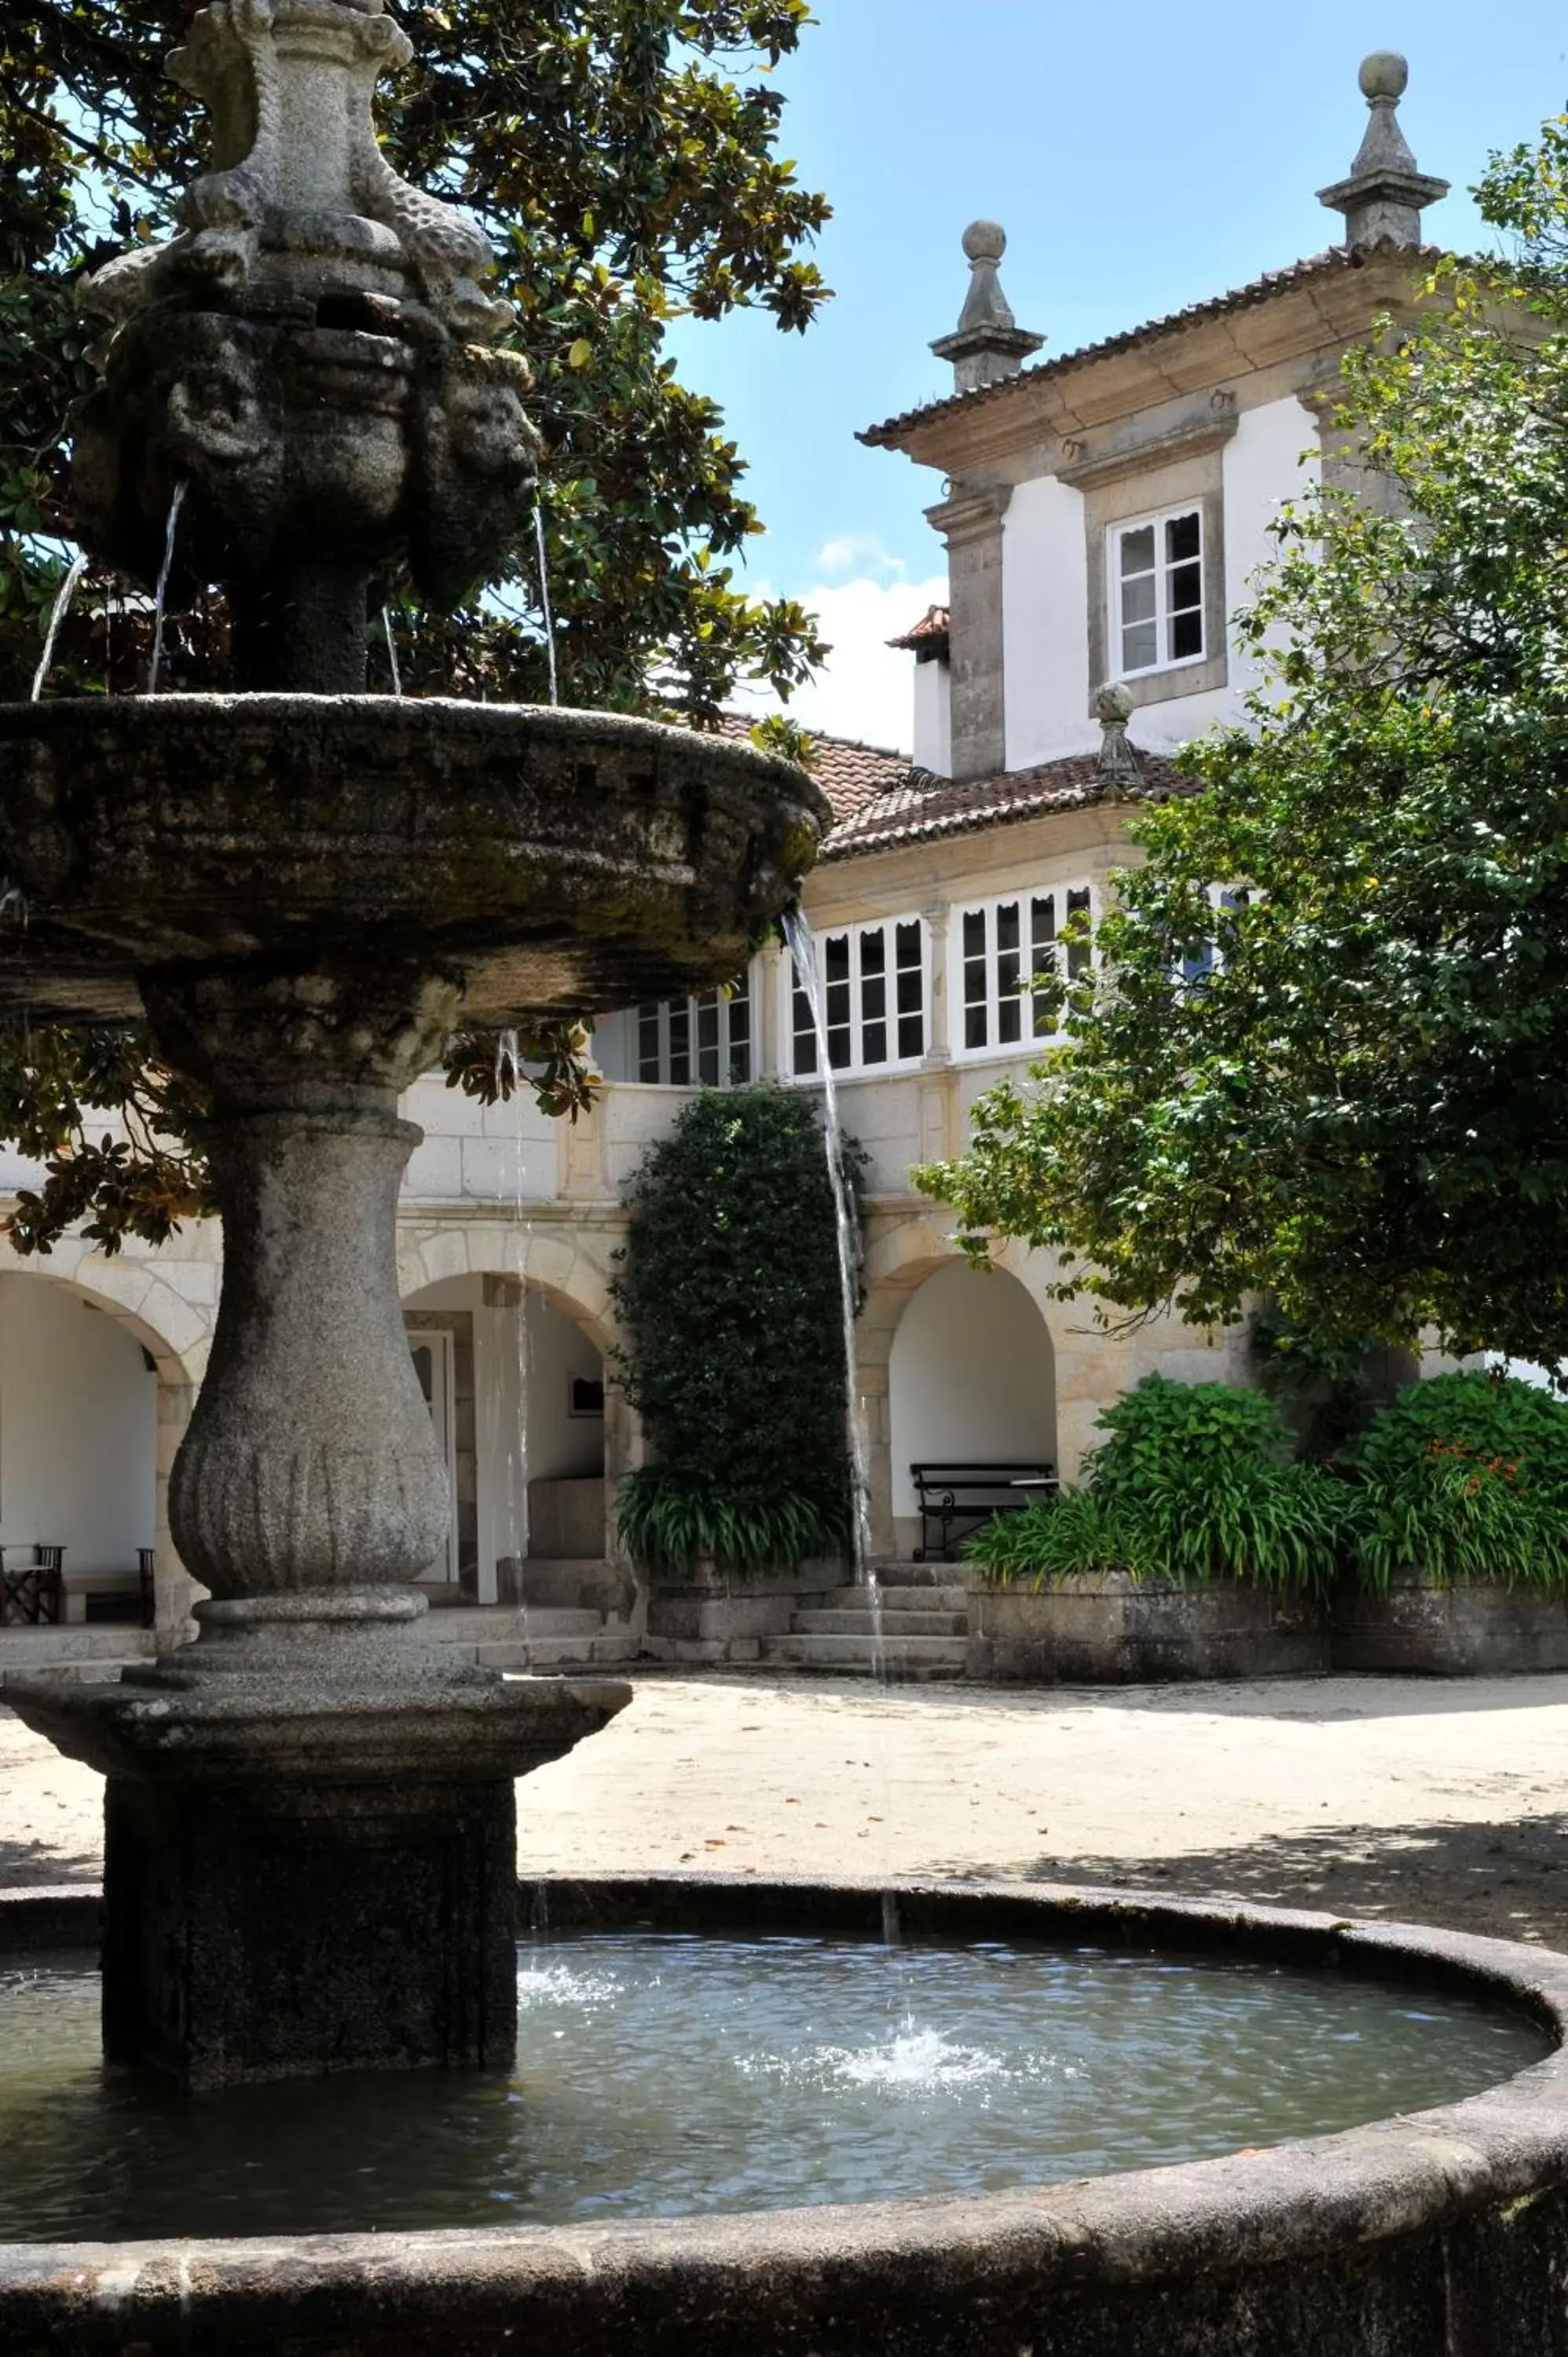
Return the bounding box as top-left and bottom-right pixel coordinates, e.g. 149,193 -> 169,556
0,1251 -> 205,1644
887,1259 -> 1057,1560
397,1222 -> 628,1596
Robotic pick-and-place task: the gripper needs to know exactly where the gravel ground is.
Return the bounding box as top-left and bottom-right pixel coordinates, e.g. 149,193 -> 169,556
7,1670 -> 1568,1946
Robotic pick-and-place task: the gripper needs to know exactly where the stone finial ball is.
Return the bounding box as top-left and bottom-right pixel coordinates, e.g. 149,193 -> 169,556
962,220 -> 1007,265
1359,50 -> 1409,102
1096,680 -> 1135,723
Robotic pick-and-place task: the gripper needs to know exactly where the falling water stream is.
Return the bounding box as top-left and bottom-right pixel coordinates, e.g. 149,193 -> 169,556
382,607 -> 404,697
780,907 -> 902,1949
533,503 -> 559,707
29,553 -> 90,703
145,479 -> 189,694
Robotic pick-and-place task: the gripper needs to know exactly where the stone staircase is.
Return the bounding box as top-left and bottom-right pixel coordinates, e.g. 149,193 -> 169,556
422,1593 -> 636,1673
0,1624 -> 159,1694
760,1565 -> 970,1682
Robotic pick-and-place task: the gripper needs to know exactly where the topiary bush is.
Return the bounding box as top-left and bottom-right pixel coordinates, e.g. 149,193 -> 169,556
610,1085 -> 859,1577
967,1374 -> 1346,1595
1339,1370 -> 1568,1593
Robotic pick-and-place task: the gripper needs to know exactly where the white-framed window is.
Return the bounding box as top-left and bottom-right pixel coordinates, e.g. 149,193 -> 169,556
1180,885 -> 1251,989
1112,505 -> 1204,676
634,979 -> 753,1087
787,916 -> 927,1077
953,884 -> 1094,1061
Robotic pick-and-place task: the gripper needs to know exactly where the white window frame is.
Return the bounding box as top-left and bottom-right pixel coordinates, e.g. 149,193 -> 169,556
1110,503 -> 1206,680
632,972 -> 754,1088
784,915 -> 929,1080
951,883 -> 1097,1065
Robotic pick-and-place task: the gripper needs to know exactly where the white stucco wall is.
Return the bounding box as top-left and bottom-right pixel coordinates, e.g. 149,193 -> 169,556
1002,475 -> 1090,771
912,658 -> 952,776
888,1259 -> 1057,1524
0,1274 -> 157,1574
1221,390 -> 1320,688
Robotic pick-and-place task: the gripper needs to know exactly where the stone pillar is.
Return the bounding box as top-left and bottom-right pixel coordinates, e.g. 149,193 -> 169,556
926,484 -> 1012,783
756,936 -> 784,1077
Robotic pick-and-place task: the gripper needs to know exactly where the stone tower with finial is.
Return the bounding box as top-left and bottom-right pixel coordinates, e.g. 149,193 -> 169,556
1318,51 -> 1449,249
932,222 -> 1044,395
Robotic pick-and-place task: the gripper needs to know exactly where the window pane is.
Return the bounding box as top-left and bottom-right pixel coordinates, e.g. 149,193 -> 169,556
965,1003 -> 988,1050
669,1003 -> 691,1087
895,922 -> 925,1061
1123,618 -> 1158,672
828,1026 -> 852,1071
727,988 -> 751,1086
1120,573 -> 1156,626
898,1011 -> 925,1060
1166,511 -> 1201,563
859,928 -> 886,976
997,900 -> 1021,1046
1168,560 -> 1202,614
1066,887 -> 1093,982
824,933 -> 850,985
1119,524 -> 1156,576
1171,606 -> 1203,661
791,964 -> 817,1076
995,901 -> 1020,955
697,994 -> 720,1086
1031,896 -> 1057,1037
862,1021 -> 888,1065
962,909 -> 986,960
638,1003 -> 662,1083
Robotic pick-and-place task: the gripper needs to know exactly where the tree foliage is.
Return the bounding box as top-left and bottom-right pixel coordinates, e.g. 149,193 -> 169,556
921,121 -> 1568,1369
0,0 -> 830,1248
610,1085 -> 857,1574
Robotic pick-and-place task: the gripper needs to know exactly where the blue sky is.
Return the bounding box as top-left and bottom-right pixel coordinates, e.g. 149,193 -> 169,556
672,0 -> 1568,748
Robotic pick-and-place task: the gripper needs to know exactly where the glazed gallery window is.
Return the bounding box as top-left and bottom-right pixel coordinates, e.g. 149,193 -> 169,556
1112,507 -> 1204,676
636,982 -> 752,1086
789,918 -> 927,1076
954,885 -> 1094,1060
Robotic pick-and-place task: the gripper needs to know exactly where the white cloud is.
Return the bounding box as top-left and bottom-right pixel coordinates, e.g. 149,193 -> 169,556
737,570 -> 948,753
812,533 -> 908,583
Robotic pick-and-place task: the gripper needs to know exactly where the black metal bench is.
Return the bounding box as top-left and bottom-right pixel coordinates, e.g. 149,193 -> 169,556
0,1544 -> 65,1626
910,1464 -> 1057,1563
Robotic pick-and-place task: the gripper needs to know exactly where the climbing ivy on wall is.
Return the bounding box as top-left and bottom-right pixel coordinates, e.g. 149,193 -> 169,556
610,1085 -> 860,1575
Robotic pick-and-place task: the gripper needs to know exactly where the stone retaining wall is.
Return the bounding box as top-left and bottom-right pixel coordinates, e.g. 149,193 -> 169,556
1332,1572 -> 1568,1676
967,1571 -> 1329,1684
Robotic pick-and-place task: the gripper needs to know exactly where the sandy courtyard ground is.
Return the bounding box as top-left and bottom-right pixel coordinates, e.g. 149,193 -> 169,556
6,1671 -> 1568,1947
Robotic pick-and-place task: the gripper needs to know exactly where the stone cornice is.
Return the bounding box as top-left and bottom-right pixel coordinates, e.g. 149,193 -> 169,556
923,483 -> 1013,546
1057,410 -> 1237,492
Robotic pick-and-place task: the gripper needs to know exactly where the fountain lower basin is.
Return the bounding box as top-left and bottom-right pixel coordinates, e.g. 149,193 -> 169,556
4,1875 -> 1568,2355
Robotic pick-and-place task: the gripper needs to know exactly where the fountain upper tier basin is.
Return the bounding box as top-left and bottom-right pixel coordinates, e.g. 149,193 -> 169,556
0,698 -> 827,1026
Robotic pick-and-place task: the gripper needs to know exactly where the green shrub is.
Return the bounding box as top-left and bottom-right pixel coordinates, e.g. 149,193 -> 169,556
616,1469 -> 847,1579
1339,1371 -> 1568,1593
610,1085 -> 859,1577
966,1374 -> 1346,1595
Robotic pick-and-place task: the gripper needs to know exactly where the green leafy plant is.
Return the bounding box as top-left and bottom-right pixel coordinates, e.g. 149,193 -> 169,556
610,1085 -> 861,1576
616,1468 -> 846,1578
966,1375 -> 1346,1596
1339,1371 -> 1568,1594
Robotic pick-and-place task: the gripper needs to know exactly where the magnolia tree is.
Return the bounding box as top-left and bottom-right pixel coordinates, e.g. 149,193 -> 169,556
0,0 -> 830,1251
921,122 -> 1568,1373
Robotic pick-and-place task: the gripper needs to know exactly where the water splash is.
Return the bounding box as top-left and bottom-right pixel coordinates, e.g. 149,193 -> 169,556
145,479 -> 189,694
533,501 -> 559,707
383,607 -> 404,697
29,552 -> 90,703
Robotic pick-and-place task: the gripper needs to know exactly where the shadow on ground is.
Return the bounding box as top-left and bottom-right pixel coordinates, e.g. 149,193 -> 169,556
929,1814 -> 1568,1950
0,1837 -> 101,1892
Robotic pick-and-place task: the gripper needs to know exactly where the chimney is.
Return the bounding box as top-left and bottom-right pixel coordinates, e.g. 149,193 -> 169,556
1317,53 -> 1449,251
930,221 -> 1044,396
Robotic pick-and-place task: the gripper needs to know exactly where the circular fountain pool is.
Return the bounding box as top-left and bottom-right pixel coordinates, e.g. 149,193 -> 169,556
0,1929 -> 1548,2244
4,1878 -> 1568,2357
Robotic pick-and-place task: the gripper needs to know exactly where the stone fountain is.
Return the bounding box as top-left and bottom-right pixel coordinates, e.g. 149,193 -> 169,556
0,0 -> 826,2091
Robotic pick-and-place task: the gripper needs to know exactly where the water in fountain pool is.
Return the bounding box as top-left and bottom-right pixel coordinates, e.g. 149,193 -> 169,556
0,1932 -> 1548,2244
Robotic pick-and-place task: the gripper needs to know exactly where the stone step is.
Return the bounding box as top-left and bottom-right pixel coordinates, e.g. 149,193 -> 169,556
474,1636 -> 636,1671
0,1658 -> 142,1692
793,1607 -> 967,1638
808,1583 -> 969,1617
430,1606 -> 603,1643
0,1625 -> 158,1664
870,1562 -> 975,1590
760,1633 -> 968,1681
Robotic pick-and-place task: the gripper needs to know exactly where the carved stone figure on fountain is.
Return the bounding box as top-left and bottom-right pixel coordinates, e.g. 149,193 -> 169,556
70,0 -> 543,685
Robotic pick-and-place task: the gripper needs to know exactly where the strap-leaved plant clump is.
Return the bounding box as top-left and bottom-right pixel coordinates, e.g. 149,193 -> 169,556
610,1085 -> 859,1575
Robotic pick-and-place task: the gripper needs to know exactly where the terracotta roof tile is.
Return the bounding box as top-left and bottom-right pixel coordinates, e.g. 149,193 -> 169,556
887,604 -> 951,652
859,243 -> 1446,448
813,742 -> 1187,860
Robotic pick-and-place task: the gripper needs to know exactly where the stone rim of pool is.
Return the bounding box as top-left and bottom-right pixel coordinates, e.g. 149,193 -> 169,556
5,1873 -> 1568,2357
